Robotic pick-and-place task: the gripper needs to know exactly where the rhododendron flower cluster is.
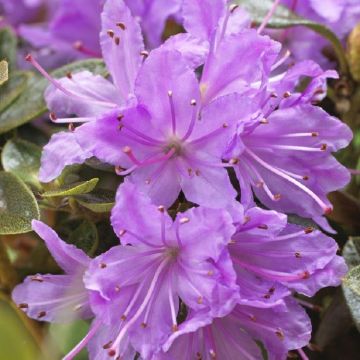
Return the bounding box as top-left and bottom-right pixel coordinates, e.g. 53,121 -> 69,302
5,0 -> 358,359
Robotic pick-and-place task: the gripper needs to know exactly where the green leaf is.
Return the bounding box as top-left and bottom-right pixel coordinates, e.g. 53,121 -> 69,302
0,71 -> 32,112
345,265 -> 360,297
1,138 -> 42,190
0,59 -> 107,134
235,0 -> 348,74
342,237 -> 360,331
48,320 -> 89,360
42,178 -> 99,197
0,295 -> 41,360
0,172 -> 40,235
0,27 -> 17,71
0,60 -> 8,86
68,220 -> 99,255
75,189 -> 115,213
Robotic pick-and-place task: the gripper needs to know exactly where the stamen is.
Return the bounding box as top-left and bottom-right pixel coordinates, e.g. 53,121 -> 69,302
181,99 -> 198,141
168,90 -> 177,134
109,260 -> 168,357
189,124 -> 228,146
257,0 -> 281,34
275,229 -> 314,241
175,220 -> 183,248
168,284 -> 178,331
283,91 -> 292,98
118,119 -> 163,145
116,22 -> 126,30
140,50 -> 149,59
279,132 -> 319,138
251,144 -> 326,152
114,37 -> 120,46
245,148 -> 332,214
158,205 -> 168,246
73,41 -> 101,57
271,50 -> 291,71
297,348 -> 309,360
123,146 -> 142,165
51,116 -> 94,124
107,30 -> 115,38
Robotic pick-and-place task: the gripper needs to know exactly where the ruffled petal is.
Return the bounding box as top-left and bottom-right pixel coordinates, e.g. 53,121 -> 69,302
32,220 -> 90,273
39,131 -> 92,183
12,274 -> 91,322
100,0 -> 144,97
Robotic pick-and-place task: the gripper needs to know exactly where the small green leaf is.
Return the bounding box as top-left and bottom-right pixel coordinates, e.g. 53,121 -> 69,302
68,220 -> 99,255
342,237 -> 360,331
0,59 -> 107,134
0,60 -> 8,86
1,138 -> 42,190
235,0 -> 348,74
0,27 -> 17,71
75,189 -> 115,213
0,71 -> 32,111
42,178 -> 99,197
0,172 -> 40,235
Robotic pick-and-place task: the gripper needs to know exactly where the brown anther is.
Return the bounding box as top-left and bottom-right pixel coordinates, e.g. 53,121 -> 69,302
195,169 -> 201,176
158,205 -> 165,213
117,114 -> 124,121
73,304 -> 83,311
311,132 -> 319,137
209,350 -> 216,358
283,91 -> 291,98
100,262 -> 107,269
122,146 -> 131,154
114,37 -> 120,45
256,181 -> 264,188
187,168 -> 193,176
275,329 -> 285,340
320,144 -> 327,151
196,352 -> 202,359
273,194 -> 281,201
190,99 -> 197,106
108,349 -> 116,357
295,252 -> 301,258
260,118 -> 269,124
25,54 -> 33,62
167,90 -> 173,97
37,311 -> 47,319
107,29 -> 115,38
229,158 -> 239,165
222,122 -> 229,128
73,41 -> 83,50
207,270 -> 214,276
19,303 -> 29,309
68,123 -> 75,132
243,216 -> 251,224
269,287 -> 275,294
229,4 -> 239,13
324,207 -> 332,215
197,296 -> 203,304
140,50 -> 149,58
118,124 -> 124,131
116,22 -> 126,30
31,275 -> 43,282
172,324 -> 178,332
302,271 -> 310,279
145,178 -> 151,184
249,314 -> 256,321
119,229 -> 127,236
257,224 -> 268,230
49,112 -> 57,121
304,227 -> 314,234
141,322 -> 147,328
264,294 -> 271,299
229,239 -> 236,244
270,92 -> 278,98
179,217 -> 190,224
121,315 -> 127,321
302,175 -> 309,181
103,341 -> 113,349
66,72 -> 72,79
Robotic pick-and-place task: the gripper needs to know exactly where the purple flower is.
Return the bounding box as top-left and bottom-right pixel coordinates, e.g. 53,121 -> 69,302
75,48 -> 243,208
229,207 -> 347,299
35,0 -> 145,182
12,220 -> 93,322
157,298 -> 311,360
280,0 -> 360,68
80,181 -> 238,358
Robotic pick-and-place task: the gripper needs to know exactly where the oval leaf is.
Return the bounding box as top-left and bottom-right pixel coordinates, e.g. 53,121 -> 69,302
0,172 -> 40,235
0,59 -> 107,134
2,138 -> 42,190
42,178 -> 99,198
